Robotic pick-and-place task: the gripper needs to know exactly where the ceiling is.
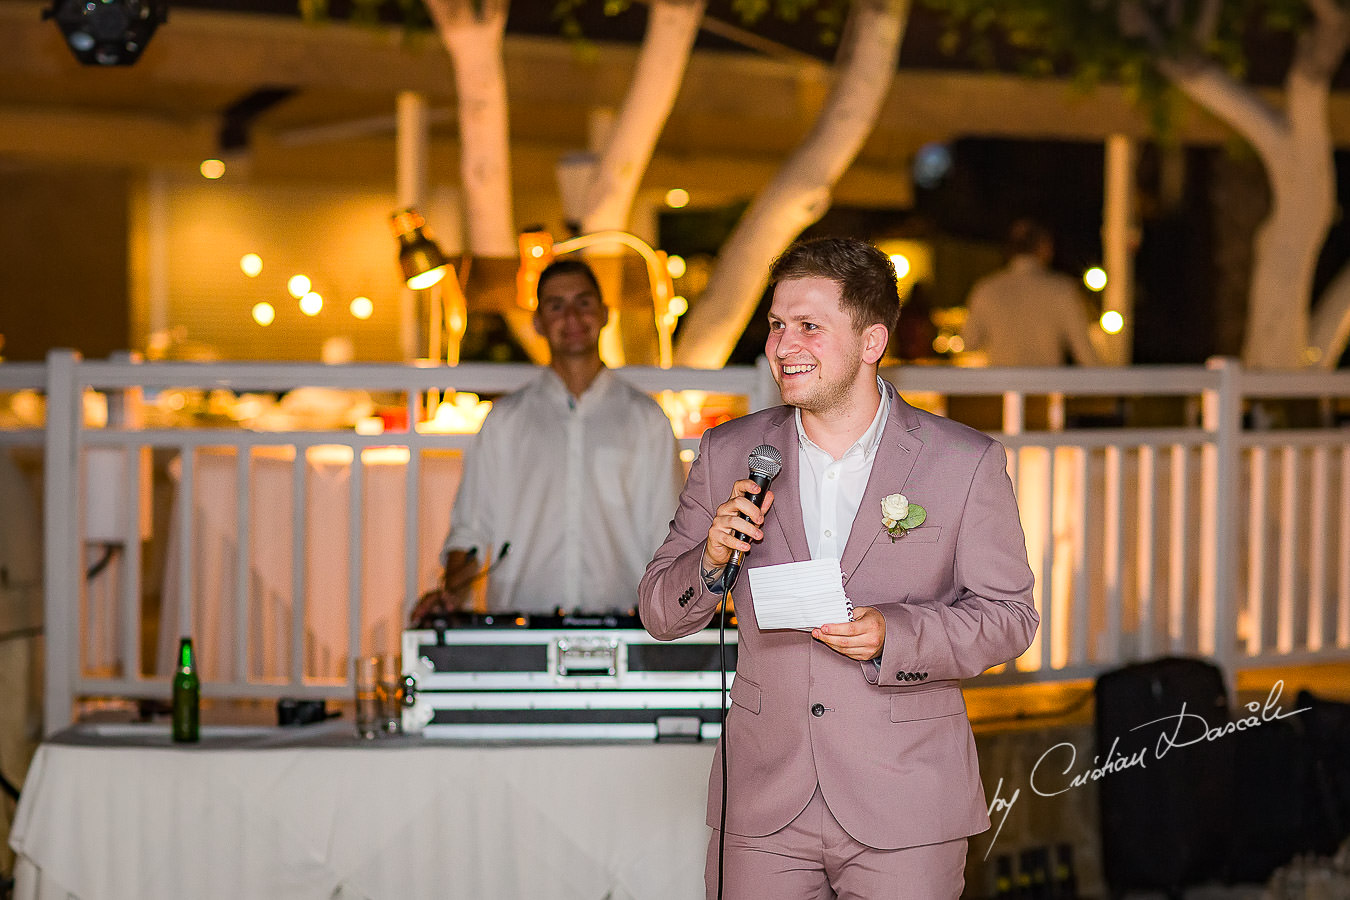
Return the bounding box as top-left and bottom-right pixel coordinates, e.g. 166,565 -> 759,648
0,0 -> 1342,204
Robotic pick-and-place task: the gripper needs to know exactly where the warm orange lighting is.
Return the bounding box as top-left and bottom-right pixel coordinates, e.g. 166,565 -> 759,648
665,188 -> 690,208
391,209 -> 449,290
350,296 -> 374,320
251,302 -> 275,326
417,392 -> 494,434
516,231 -> 556,311
288,275 -> 312,299
200,159 -> 225,180
240,254 -> 263,277
299,292 -> 323,316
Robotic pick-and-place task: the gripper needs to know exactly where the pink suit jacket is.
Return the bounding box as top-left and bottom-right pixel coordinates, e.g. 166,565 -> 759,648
639,381 -> 1038,850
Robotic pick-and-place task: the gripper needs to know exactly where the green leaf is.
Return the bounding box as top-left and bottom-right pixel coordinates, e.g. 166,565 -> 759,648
898,504 -> 926,531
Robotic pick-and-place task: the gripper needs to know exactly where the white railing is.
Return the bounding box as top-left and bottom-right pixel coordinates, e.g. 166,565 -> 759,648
4,350 -> 1349,733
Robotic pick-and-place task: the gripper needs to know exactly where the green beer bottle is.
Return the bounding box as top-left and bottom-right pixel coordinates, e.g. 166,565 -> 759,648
172,637 -> 200,743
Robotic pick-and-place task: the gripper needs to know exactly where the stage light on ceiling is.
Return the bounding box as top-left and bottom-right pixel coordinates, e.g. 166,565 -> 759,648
45,0 -> 169,67
390,208 -> 448,290
1100,310 -> 1124,334
666,255 -> 687,279
299,292 -> 323,316
350,296 -> 374,320
287,275 -> 311,299
889,254 -> 911,279
251,302 -> 275,327
1084,267 -> 1108,292
200,159 -> 225,180
240,254 -> 262,277
664,188 -> 690,209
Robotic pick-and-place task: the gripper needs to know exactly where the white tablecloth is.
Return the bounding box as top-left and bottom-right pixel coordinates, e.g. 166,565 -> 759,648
10,725 -> 714,900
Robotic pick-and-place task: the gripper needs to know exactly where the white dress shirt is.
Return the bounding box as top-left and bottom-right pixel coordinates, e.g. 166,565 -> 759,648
441,368 -> 684,614
796,378 -> 891,560
963,255 -> 1100,366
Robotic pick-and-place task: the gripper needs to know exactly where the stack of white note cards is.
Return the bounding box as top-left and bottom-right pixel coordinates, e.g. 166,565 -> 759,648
747,558 -> 854,631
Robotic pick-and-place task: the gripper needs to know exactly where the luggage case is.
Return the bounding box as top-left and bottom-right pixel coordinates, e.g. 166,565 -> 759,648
401,614 -> 737,740
1094,657 -> 1234,898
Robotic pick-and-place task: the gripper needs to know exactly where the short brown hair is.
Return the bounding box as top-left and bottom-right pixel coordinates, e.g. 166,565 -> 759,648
538,258 -> 601,299
1006,219 -> 1052,257
768,237 -> 900,332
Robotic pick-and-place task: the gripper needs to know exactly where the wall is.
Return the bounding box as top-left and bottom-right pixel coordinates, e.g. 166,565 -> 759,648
131,176 -> 465,362
0,164 -> 130,361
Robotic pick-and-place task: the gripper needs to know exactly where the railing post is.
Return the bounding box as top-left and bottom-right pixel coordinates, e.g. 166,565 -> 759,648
1201,357 -> 1241,684
42,349 -> 82,734
1002,391 -> 1024,436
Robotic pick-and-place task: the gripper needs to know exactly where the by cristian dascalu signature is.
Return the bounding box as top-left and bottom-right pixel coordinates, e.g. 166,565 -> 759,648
981,679 -> 1308,859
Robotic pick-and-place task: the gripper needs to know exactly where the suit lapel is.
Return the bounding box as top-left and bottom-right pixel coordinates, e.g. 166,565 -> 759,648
840,387 -> 925,587
766,409 -> 810,562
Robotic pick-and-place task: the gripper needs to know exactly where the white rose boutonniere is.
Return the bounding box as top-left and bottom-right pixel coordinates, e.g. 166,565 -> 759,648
881,492 -> 926,541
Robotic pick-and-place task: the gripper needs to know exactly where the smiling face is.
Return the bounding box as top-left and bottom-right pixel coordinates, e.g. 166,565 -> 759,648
766,276 -> 888,419
534,271 -> 608,361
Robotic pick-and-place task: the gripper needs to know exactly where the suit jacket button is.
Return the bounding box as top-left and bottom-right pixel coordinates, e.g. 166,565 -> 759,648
896,672 -> 905,681
811,703 -> 825,717
921,672 -> 928,679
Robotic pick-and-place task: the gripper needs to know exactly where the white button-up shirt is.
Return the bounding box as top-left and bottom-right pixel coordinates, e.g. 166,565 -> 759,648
441,368 -> 684,614
796,379 -> 890,560
963,255 -> 1099,366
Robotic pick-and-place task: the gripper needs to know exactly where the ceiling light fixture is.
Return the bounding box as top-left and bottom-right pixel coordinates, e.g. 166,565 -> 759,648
390,209 -> 448,290
45,0 -> 169,67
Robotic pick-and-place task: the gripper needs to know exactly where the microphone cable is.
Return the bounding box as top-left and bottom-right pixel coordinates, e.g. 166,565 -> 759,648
442,542 -> 511,596
717,584 -> 730,900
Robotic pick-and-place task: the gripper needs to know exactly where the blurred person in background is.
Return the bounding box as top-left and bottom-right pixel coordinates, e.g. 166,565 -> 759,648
411,259 -> 683,620
962,219 -> 1100,367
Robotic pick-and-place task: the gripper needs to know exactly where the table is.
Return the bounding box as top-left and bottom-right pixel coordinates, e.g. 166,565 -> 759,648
9,724 -> 715,900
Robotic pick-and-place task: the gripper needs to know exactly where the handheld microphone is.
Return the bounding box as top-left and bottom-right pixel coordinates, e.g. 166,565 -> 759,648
722,444 -> 782,589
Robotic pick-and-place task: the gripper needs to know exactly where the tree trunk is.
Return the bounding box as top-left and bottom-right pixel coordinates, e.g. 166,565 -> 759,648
578,0 -> 705,366
580,0 -> 705,234
425,0 -> 514,256
1158,5 -> 1348,368
1310,261 -> 1350,367
425,0 -> 549,362
1244,151 -> 1331,368
673,0 -> 909,369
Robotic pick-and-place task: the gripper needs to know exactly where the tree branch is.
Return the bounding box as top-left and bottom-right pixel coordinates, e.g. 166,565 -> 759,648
581,0 -> 706,233
675,0 -> 908,367
1294,0 -> 1350,83
1116,0 -> 1167,54
1158,55 -> 1289,162
1193,0 -> 1222,48
1309,260 -> 1350,367
1306,0 -> 1347,29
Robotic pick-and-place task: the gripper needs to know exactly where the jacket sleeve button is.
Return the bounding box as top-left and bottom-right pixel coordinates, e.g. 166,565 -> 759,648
811,703 -> 825,717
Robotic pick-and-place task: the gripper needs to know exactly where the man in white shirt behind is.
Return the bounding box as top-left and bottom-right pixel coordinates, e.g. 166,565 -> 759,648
962,219 -> 1100,367
411,258 -> 684,619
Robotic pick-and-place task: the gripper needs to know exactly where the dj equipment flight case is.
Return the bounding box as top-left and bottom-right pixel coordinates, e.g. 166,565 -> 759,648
401,611 -> 737,741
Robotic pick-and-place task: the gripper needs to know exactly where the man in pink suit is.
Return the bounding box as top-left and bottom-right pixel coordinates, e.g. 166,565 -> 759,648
639,237 -> 1038,899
